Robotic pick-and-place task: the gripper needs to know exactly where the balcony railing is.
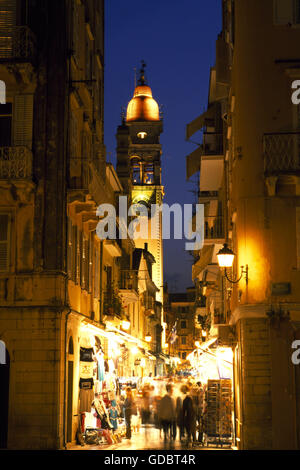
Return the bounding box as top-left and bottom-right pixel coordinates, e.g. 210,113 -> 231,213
0,146 -> 32,179
0,26 -> 36,61
204,216 -> 224,240
119,269 -> 138,292
103,290 -> 122,317
143,292 -> 155,313
263,132 -> 300,175
202,132 -> 223,156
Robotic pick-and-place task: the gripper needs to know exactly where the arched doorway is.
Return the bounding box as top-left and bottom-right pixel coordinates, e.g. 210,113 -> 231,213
0,345 -> 10,448
67,337 -> 74,443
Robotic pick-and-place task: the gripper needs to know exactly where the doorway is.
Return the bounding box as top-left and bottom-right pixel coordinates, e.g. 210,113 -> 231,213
0,348 -> 10,448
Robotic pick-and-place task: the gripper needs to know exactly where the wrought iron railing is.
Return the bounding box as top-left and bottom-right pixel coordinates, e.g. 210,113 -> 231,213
263,132 -> 300,174
143,292 -> 155,312
103,290 -> 122,317
202,132 -> 223,156
0,146 -> 32,179
204,216 -> 224,239
0,26 -> 36,60
119,269 -> 138,292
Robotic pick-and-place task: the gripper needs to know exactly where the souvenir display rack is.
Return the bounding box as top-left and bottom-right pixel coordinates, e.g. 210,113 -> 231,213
204,379 -> 233,447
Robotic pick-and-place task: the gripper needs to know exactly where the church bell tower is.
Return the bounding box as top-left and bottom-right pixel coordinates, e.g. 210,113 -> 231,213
116,62 -> 164,308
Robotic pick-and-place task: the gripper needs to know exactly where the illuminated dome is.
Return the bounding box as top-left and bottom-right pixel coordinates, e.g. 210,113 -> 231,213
126,84 -> 160,122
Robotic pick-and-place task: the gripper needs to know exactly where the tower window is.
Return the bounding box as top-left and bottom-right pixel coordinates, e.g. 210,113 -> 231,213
144,163 -> 154,184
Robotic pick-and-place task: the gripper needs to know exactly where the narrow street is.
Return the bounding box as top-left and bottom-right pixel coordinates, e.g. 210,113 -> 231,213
69,425 -> 232,451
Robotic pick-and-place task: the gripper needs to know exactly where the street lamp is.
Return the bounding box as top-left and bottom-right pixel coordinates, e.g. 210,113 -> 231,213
122,319 -> 130,331
217,243 -> 248,284
145,333 -> 152,343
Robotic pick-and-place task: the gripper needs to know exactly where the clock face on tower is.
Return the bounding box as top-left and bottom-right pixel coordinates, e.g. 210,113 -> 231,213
137,131 -> 147,139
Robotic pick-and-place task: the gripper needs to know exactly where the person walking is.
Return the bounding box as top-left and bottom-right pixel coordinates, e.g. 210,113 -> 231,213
158,384 -> 176,443
176,391 -> 185,442
182,384 -> 197,447
124,387 -> 135,439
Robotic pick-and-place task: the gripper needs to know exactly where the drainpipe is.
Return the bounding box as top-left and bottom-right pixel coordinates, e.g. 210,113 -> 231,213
63,307 -> 72,449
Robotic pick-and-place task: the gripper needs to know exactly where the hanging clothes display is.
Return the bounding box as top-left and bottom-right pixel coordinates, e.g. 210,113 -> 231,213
79,346 -> 95,413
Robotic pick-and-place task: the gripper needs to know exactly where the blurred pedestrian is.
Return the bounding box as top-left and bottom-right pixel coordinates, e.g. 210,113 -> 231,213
141,387 -> 152,432
182,384 -> 197,447
124,387 -> 135,439
158,384 -> 176,443
176,387 -> 185,441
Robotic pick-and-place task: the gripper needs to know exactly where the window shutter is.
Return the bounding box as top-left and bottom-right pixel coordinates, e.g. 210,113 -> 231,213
296,208 -> 300,270
94,243 -> 99,298
88,234 -> 93,293
67,218 -> 72,279
274,0 -> 294,24
0,214 -> 10,271
76,228 -> 81,284
81,234 -> 87,289
0,0 -> 16,57
0,0 -> 16,28
13,94 -> 33,148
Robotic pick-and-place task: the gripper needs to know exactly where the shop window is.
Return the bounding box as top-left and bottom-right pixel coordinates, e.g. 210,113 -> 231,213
182,352 -> 187,360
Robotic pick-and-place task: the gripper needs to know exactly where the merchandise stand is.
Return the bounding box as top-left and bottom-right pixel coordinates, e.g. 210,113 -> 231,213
204,379 -> 233,447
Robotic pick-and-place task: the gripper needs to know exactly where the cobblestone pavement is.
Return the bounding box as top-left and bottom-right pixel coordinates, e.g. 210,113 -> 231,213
69,425 -> 233,451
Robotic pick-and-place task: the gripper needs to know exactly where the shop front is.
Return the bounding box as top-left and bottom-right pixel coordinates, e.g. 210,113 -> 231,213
70,318 -> 164,447
185,339 -> 235,447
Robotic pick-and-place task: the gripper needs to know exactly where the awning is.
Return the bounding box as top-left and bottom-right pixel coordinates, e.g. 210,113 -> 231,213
104,240 -> 122,257
186,146 -> 202,180
192,245 -> 214,280
200,156 -> 224,191
186,104 -> 216,140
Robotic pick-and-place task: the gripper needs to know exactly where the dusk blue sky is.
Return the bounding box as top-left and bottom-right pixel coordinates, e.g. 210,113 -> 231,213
104,0 -> 222,292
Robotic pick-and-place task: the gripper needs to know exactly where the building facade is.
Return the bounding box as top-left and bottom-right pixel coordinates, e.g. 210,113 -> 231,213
116,65 -> 166,371
186,0 -> 300,450
0,0 -> 164,450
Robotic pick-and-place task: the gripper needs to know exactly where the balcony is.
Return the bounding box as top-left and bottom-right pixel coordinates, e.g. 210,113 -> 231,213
143,292 -> 155,316
263,132 -> 300,175
202,132 -> 223,156
263,132 -> 300,195
118,270 -> 139,305
119,269 -> 138,292
0,26 -> 36,62
0,146 -> 32,179
103,290 -> 122,318
204,216 -> 224,243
